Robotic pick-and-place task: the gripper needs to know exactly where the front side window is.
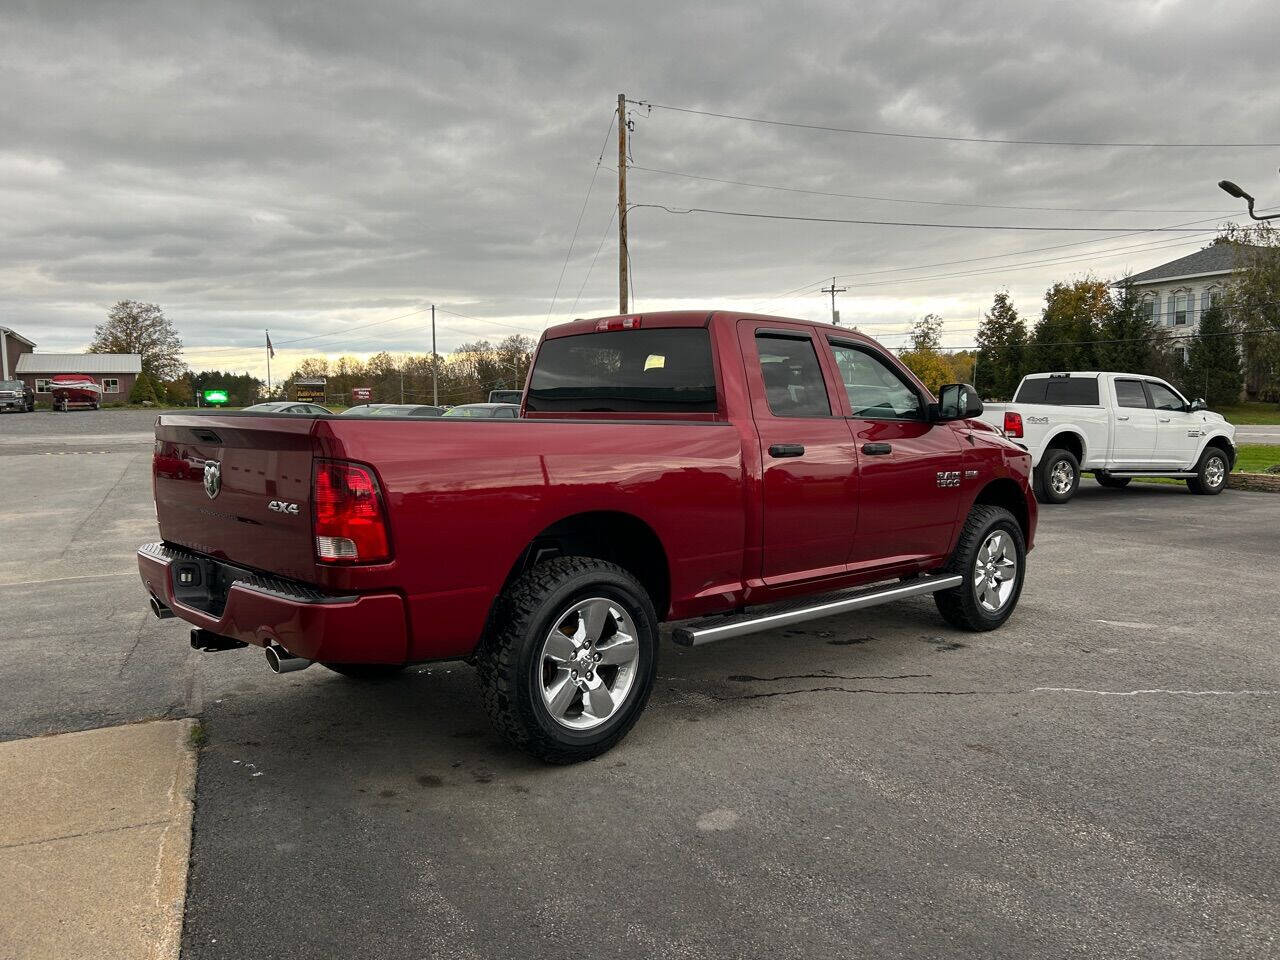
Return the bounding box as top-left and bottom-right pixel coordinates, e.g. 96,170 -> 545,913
526,328 -> 717,413
1146,381 -> 1184,411
754,333 -> 831,418
829,342 -> 922,420
1114,379 -> 1148,408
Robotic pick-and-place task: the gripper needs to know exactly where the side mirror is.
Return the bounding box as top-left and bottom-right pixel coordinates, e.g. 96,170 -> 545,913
935,383 -> 983,421
1188,398 -> 1208,412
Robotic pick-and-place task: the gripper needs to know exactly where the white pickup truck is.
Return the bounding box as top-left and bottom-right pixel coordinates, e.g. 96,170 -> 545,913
980,372 -> 1237,504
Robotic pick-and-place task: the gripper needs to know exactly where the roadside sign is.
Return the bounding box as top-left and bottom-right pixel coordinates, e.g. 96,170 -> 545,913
352,387 -> 372,403
294,378 -> 327,404
202,389 -> 229,405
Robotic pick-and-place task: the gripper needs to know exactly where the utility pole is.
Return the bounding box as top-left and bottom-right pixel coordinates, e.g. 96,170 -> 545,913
431,304 -> 438,406
820,278 -> 848,326
617,93 -> 629,315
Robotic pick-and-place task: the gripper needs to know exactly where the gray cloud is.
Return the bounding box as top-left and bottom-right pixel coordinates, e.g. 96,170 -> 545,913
2,0 -> 1278,374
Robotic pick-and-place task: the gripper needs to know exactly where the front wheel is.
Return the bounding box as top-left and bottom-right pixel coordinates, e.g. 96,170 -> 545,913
476,556 -> 658,764
1035,448 -> 1079,504
934,505 -> 1026,631
1187,447 -> 1229,496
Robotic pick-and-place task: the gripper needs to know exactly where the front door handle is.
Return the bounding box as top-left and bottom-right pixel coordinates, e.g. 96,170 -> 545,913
1158,417 -> 1171,423
862,442 -> 892,455
769,443 -> 805,458
1116,415 -> 1130,421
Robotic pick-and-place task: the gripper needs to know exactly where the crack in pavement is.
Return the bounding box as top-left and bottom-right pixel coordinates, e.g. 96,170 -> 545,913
58,452 -> 141,559
727,672 -> 932,683
714,686 -> 1017,701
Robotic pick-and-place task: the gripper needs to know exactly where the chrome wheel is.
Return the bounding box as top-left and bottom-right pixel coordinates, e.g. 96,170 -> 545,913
973,530 -> 1018,613
1049,459 -> 1075,496
1205,455 -> 1226,488
537,597 -> 639,731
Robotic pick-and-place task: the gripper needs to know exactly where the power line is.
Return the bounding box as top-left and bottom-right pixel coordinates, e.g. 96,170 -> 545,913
633,101 -> 1280,149
570,206 -> 617,315
545,112 -> 616,327
632,202 -> 1219,233
626,165 -> 1232,215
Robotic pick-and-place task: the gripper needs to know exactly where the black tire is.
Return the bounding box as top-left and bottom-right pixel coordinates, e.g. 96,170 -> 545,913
1034,447 -> 1080,504
475,556 -> 658,764
1094,473 -> 1131,490
934,504 -> 1027,632
322,663 -> 407,680
1187,446 -> 1230,496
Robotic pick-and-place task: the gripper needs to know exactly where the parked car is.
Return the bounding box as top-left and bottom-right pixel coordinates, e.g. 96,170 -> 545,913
980,372 -> 1237,503
138,311 -> 1036,763
340,403 -> 445,417
487,389 -> 524,404
442,402 -> 519,419
243,401 -> 332,415
50,374 -> 103,411
0,380 -> 34,412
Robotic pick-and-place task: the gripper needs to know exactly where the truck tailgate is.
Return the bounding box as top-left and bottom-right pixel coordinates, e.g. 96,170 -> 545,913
153,414 -> 319,581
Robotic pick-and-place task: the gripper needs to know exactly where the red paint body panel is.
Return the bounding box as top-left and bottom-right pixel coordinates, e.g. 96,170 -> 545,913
137,549 -> 408,663
141,311 -> 1037,665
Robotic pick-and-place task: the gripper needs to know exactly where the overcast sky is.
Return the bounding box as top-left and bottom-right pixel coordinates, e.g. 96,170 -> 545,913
3,0 -> 1279,379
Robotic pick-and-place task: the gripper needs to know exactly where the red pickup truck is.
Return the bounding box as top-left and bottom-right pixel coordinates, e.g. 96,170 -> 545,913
139,311 -> 1036,762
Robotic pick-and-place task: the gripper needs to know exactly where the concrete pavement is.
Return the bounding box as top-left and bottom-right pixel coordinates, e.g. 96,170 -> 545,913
0,720 -> 197,960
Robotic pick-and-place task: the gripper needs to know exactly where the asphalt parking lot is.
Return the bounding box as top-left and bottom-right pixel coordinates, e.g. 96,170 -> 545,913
2,409 -> 1277,959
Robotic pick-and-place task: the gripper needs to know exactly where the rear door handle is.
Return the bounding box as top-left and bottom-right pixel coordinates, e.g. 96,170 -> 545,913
1158,417 -> 1171,423
861,442 -> 892,455
1116,415 -> 1130,421
769,444 -> 805,458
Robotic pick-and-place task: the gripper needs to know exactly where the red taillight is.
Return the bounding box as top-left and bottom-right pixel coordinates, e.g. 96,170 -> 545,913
1003,411 -> 1024,438
313,460 -> 391,564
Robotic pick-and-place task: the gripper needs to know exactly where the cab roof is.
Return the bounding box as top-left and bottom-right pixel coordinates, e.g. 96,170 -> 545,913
543,310 -> 881,347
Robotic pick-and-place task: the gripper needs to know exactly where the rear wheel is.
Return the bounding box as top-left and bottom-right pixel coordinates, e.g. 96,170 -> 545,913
476,556 -> 658,764
1035,447 -> 1079,504
1187,447 -> 1229,495
934,505 -> 1026,631
322,663 -> 406,680
1094,473 -> 1131,490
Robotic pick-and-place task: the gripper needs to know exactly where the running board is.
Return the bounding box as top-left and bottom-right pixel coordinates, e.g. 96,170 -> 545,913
1103,471 -> 1197,479
671,574 -> 963,647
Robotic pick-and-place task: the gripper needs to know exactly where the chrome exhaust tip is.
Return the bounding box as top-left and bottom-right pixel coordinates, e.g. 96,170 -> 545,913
150,595 -> 175,619
265,643 -> 312,674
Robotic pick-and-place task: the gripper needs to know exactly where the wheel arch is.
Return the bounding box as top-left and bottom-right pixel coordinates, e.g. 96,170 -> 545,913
1043,430 -> 1085,465
1203,433 -> 1236,469
497,510 -> 671,620
972,477 -> 1030,543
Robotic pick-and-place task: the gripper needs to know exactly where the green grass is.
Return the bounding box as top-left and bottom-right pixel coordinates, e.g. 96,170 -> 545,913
1234,443 -> 1280,474
187,720 -> 208,750
1218,402 -> 1280,425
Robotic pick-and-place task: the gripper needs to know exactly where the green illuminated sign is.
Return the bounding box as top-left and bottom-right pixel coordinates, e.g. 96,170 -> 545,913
203,389 -> 229,405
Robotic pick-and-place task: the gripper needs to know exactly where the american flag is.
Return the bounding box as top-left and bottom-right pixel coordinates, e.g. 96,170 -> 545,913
265,330 -> 275,358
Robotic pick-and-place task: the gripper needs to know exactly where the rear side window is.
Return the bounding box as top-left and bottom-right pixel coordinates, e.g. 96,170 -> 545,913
526,328 -> 717,413
1114,380 -> 1148,408
1015,376 -> 1099,406
755,333 -> 831,417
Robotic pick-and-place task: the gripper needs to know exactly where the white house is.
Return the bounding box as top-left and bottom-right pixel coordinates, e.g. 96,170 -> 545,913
1118,244 -> 1261,362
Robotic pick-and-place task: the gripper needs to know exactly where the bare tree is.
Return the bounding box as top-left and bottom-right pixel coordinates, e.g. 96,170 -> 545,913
90,300 -> 185,381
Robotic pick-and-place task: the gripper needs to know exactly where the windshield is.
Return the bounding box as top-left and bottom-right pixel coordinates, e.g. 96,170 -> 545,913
444,406 -> 496,418
526,328 -> 717,413
0,381 -> 22,391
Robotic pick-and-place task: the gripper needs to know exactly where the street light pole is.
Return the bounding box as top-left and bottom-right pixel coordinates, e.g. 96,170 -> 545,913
1218,175 -> 1280,221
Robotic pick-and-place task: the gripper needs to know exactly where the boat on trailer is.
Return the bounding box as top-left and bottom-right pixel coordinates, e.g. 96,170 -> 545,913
50,374 -> 104,411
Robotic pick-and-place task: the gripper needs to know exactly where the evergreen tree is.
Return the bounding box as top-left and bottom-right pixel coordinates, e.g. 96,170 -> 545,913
1095,283 -> 1162,374
1184,304 -> 1243,406
975,291 -> 1026,399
